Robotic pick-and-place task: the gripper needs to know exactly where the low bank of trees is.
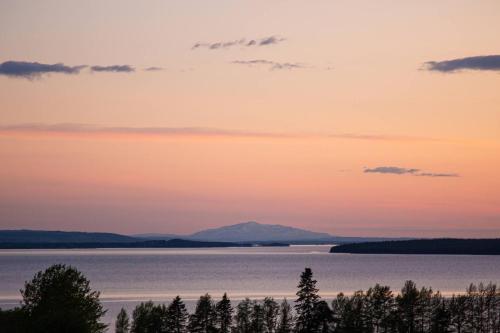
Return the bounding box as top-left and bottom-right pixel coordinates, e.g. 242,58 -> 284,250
1,265 -> 500,332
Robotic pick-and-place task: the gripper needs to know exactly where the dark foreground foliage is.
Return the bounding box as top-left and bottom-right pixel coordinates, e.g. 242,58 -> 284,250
0,264 -> 106,333
2,265 -> 500,332
121,268 -> 500,333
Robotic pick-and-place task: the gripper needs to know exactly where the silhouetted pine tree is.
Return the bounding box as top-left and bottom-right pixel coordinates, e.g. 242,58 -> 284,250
313,300 -> 334,333
165,296 -> 188,333
397,281 -> 420,333
331,292 -> 349,331
480,282 -> 500,332
346,291 -> 369,333
188,294 -> 216,333
429,292 -> 450,333
415,286 -> 433,332
234,298 -> 252,333
294,268 -> 320,333
116,308 -> 130,333
131,301 -> 168,333
215,293 -> 233,333
365,284 -> 394,333
449,294 -> 468,333
251,301 -> 266,333
276,299 -> 293,333
263,297 -> 279,333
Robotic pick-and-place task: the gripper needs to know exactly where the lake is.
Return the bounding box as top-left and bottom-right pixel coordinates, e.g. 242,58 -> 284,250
1,245 -> 500,329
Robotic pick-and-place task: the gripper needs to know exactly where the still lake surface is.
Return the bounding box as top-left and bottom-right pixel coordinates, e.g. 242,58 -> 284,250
2,245 -> 500,329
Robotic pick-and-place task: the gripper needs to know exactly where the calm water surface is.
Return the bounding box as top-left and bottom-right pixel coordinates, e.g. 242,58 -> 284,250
1,245 -> 500,329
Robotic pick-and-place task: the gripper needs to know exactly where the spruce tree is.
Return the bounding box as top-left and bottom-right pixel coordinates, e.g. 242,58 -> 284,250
250,301 -> 266,333
415,286 -> 433,332
448,294 -> 468,333
131,301 -> 168,333
313,300 -> 333,333
365,284 -> 394,333
234,298 -> 252,333
429,292 -> 450,333
188,294 -> 216,333
263,297 -> 279,333
331,292 -> 349,331
215,293 -> 233,333
294,268 -> 320,333
397,280 -> 420,333
276,299 -> 293,333
348,291 -> 368,332
116,308 -> 130,333
165,296 -> 188,333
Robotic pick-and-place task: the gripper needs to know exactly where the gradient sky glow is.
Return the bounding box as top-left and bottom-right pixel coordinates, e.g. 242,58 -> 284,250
1,0 -> 499,237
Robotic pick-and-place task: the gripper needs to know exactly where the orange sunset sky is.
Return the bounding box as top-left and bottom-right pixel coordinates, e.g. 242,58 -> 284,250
1,0 -> 499,237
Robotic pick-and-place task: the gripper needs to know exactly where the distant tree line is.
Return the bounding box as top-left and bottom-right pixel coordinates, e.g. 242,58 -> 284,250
118,268 -> 500,333
330,239 -> 500,255
1,265 -> 500,332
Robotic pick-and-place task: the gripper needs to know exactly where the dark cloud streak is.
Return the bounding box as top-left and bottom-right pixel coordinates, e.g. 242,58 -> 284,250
231,59 -> 305,71
90,65 -> 134,73
364,166 -> 459,178
192,36 -> 285,50
424,55 -> 500,72
0,61 -> 86,79
417,172 -> 459,178
364,167 -> 419,175
144,67 -> 163,71
0,61 -> 161,79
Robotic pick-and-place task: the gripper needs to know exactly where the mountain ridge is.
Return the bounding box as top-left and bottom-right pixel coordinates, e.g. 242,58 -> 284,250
0,229 -> 137,243
0,222 -> 410,246
187,221 -> 333,242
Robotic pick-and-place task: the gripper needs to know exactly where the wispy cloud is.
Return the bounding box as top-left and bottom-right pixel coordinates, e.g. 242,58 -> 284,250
192,36 -> 285,50
0,123 -> 297,139
256,36 -> 284,46
231,59 -> 305,71
364,166 -> 459,177
0,61 -> 86,79
328,133 -> 432,141
0,123 -> 437,142
144,67 -> 163,71
417,172 -> 459,178
423,55 -> 500,73
0,60 -> 166,79
364,167 -> 419,175
90,65 -> 134,73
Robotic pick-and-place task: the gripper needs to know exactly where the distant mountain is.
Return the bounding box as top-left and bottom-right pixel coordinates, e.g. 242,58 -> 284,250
0,230 -> 138,243
1,224 -> 411,247
188,221 -> 333,242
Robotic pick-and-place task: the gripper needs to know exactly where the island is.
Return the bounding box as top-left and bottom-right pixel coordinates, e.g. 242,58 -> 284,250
330,238 -> 500,255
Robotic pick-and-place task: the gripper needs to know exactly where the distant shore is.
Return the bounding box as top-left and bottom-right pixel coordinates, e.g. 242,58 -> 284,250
331,238 -> 500,255
0,238 -> 290,250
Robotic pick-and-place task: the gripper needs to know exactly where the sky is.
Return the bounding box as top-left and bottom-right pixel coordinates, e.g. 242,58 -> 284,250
0,0 -> 499,237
